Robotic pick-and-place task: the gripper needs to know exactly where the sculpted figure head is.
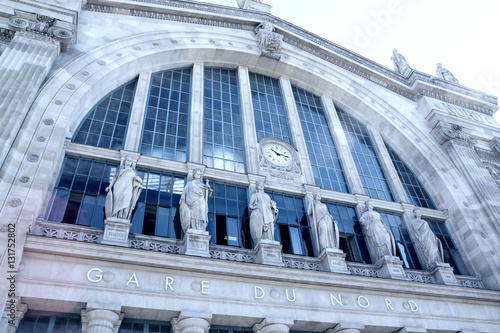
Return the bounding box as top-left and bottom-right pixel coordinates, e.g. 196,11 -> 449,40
256,180 -> 265,191
413,208 -> 422,219
314,193 -> 322,201
365,200 -> 374,211
193,168 -> 203,180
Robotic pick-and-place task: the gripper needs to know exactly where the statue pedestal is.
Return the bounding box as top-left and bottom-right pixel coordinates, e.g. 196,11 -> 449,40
429,262 -> 460,286
254,239 -> 284,266
319,248 -> 350,274
181,229 -> 211,258
376,255 -> 408,280
101,218 -> 132,247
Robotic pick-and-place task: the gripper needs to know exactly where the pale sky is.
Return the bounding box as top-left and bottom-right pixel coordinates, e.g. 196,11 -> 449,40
200,0 -> 500,122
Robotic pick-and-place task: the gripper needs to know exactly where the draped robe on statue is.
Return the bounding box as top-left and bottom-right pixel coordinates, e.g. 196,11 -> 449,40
308,199 -> 339,251
249,191 -> 277,244
179,178 -> 209,232
412,217 -> 444,267
360,210 -> 396,263
105,167 -> 142,220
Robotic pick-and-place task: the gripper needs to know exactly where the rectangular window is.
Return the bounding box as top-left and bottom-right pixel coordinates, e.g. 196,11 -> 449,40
203,68 -> 245,173
140,68 -> 191,162
249,72 -> 292,145
207,182 -> 250,248
293,86 -> 349,193
337,108 -> 395,201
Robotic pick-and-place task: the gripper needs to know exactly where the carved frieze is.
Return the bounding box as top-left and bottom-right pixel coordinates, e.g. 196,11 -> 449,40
254,21 -> 283,60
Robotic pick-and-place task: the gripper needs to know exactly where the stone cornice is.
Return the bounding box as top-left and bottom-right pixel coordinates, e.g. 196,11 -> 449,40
83,0 -> 498,115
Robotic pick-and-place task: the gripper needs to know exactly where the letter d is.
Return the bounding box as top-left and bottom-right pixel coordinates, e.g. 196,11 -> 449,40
254,286 -> 265,299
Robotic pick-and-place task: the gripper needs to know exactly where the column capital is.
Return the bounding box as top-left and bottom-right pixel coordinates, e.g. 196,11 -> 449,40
431,121 -> 477,147
396,327 -> 427,333
253,317 -> 293,333
326,322 -> 365,333
171,311 -> 212,333
81,304 -> 123,333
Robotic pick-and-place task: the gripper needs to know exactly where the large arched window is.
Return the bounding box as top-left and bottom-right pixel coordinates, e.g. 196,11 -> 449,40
45,64 -> 471,274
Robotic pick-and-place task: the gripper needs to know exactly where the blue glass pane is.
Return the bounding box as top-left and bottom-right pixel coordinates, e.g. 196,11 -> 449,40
386,144 -> 436,209
74,79 -> 137,149
377,210 -> 421,269
249,73 -> 292,144
268,192 -> 313,257
337,108 -> 394,201
140,68 -> 191,162
325,202 -> 371,264
203,68 -> 245,172
206,181 -> 250,248
292,86 -> 349,193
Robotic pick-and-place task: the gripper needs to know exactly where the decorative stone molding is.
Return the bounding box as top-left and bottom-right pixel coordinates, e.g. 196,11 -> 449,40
0,28 -> 16,45
254,239 -> 284,266
428,261 -> 460,286
490,137 -> 500,156
237,0 -> 272,13
432,122 -> 477,147
254,21 -> 283,60
376,255 -> 408,280
7,13 -> 75,52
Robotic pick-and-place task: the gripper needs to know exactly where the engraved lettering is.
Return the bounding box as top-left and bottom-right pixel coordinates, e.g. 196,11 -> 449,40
126,273 -> 140,287
255,286 -> 265,299
165,276 -> 174,291
201,280 -> 209,294
87,268 -> 103,283
285,288 -> 296,302
330,293 -> 343,306
357,295 -> 370,308
385,298 -> 394,311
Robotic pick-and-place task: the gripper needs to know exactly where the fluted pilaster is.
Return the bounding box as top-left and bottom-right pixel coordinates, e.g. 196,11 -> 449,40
82,308 -> 122,333
0,31 -> 59,166
172,316 -> 211,333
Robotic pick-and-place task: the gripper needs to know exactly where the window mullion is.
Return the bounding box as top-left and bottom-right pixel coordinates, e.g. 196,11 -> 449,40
124,71 -> 152,152
321,95 -> 364,194
189,63 -> 204,163
238,66 -> 260,174
366,125 -> 409,203
279,77 -> 315,184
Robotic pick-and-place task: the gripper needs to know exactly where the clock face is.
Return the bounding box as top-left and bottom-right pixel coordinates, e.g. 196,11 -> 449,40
264,144 -> 293,166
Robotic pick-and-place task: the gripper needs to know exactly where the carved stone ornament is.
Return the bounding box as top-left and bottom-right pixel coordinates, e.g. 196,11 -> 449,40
7,14 -> 74,52
490,137 -> 500,156
258,137 -> 302,183
179,168 -> 212,233
412,208 -> 444,268
433,122 -> 477,147
436,62 -> 459,84
484,162 -> 500,189
390,49 -> 412,76
254,21 -> 283,60
359,200 -> 397,264
249,180 -> 279,246
104,156 -> 144,221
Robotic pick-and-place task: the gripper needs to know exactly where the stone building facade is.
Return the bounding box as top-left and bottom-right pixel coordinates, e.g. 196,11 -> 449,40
1,0 -> 500,332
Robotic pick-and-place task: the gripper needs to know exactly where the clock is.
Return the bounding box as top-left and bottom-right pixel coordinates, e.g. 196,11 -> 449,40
263,143 -> 293,167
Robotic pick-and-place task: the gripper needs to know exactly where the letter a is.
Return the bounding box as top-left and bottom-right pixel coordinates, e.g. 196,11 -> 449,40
126,273 -> 140,287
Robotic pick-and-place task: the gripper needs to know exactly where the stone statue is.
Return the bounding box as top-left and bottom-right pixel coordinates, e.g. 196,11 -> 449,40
436,63 -> 459,84
179,168 -> 212,233
390,49 -> 412,76
105,156 -> 144,221
307,193 -> 339,251
359,200 -> 396,263
412,208 -> 444,267
249,180 -> 278,245
254,21 -> 283,60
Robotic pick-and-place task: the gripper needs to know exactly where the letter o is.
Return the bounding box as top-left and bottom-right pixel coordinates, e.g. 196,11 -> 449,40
357,295 -> 370,308
87,268 -> 103,283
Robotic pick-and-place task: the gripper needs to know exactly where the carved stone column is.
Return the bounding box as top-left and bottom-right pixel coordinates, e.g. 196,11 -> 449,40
0,30 -> 59,166
432,123 -> 500,226
171,312 -> 211,333
326,322 -> 365,333
253,318 -> 293,333
0,299 -> 27,333
81,304 -> 123,333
